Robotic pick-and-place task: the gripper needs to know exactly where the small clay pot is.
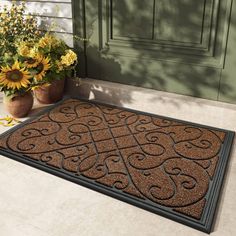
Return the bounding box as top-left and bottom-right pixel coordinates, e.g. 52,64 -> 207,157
34,78 -> 65,104
4,91 -> 34,118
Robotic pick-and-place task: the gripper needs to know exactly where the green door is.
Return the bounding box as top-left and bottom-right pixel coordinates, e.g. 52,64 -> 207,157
73,0 -> 236,103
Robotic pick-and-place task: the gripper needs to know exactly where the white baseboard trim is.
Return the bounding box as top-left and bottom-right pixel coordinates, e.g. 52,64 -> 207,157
65,78 -> 234,108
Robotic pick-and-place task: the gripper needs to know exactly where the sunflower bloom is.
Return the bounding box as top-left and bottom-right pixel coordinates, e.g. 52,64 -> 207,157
25,53 -> 42,68
0,61 -> 31,90
25,58 -> 39,68
38,34 -> 58,49
34,56 -> 51,81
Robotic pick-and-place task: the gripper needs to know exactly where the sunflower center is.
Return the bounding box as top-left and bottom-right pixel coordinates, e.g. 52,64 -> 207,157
6,70 -> 23,82
27,58 -> 36,64
37,63 -> 44,73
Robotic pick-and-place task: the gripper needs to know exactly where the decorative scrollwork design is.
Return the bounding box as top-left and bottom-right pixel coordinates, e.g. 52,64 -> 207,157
0,98 -> 227,221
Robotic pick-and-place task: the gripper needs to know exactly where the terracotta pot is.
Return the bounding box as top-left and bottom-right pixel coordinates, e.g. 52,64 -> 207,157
4,91 -> 34,118
34,78 -> 65,104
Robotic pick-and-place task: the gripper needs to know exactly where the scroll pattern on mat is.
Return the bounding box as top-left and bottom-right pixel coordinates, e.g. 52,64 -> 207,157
0,99 -> 226,220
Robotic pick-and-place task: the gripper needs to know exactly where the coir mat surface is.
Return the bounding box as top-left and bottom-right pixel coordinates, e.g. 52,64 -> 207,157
0,98 -> 234,233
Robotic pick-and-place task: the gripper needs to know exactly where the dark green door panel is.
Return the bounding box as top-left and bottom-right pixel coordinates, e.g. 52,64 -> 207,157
154,0 -> 207,44
73,0 -> 236,103
112,0 -> 154,39
86,45 -> 221,100
72,0 -> 87,77
219,0 -> 236,103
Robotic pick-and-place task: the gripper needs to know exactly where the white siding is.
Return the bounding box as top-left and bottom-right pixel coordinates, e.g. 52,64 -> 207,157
0,0 -> 74,47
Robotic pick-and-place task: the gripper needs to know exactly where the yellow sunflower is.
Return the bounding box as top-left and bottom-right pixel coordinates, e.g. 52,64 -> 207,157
38,34 -> 59,49
0,61 -> 31,90
25,53 -> 42,68
34,56 -> 51,81
25,57 -> 39,68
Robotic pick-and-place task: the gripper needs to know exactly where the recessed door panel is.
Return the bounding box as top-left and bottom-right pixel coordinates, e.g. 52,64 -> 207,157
154,0 -> 207,44
112,0 -> 154,39
73,0 -> 235,103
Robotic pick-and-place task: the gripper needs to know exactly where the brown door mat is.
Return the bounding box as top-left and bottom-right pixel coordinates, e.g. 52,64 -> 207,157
0,98 -> 234,233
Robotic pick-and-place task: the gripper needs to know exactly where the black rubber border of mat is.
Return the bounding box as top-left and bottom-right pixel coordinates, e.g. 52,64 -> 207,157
0,97 -> 234,233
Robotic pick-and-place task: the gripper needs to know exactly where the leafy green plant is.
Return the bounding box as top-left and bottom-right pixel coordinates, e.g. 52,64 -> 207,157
0,1 -> 78,97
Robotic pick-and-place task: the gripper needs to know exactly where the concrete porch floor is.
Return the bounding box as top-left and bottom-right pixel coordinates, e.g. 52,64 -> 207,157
0,79 -> 235,236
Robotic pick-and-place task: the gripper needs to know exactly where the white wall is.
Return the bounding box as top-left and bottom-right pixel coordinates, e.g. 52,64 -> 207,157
0,0 -> 74,47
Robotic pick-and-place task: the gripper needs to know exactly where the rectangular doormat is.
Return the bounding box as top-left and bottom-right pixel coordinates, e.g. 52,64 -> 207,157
0,98 -> 234,233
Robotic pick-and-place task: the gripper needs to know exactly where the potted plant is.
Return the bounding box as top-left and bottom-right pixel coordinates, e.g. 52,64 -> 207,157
28,33 -> 78,104
0,1 -> 79,113
0,2 -> 41,117
0,60 -> 34,118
